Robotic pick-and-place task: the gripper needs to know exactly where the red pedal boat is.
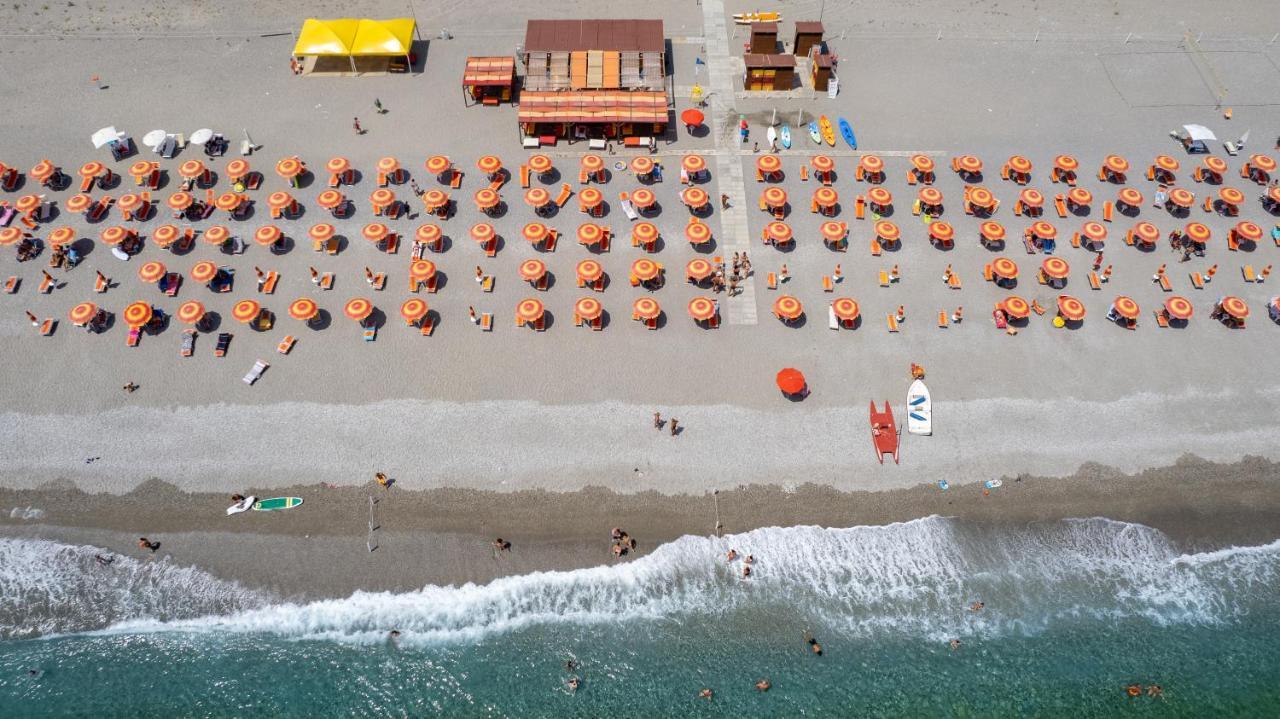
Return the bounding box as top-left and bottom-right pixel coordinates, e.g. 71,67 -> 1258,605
870,400 -> 900,464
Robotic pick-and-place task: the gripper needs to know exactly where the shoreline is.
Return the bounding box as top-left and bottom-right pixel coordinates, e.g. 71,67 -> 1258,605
3,454 -> 1280,600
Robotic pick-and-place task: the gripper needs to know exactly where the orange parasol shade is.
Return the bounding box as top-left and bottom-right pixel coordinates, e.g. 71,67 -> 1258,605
232,299 -> 261,323
967,187 -> 995,208
377,156 -> 399,173
860,155 -> 883,174
1164,296 -> 1194,321
137,261 -> 166,283
78,161 -> 105,178
1220,296 -> 1249,320
682,187 -> 709,208
991,257 -> 1019,280
425,156 -> 451,175
813,187 -> 838,207
0,228 -> 23,246
579,187 -> 603,208
226,159 -> 249,180
1218,187 -> 1244,206
1057,295 -> 1086,321
682,155 -> 705,174
1234,221 -> 1263,242
1202,156 -> 1227,174
215,192 -> 243,212
577,223 -> 603,246
421,189 -> 449,211
1103,155 -> 1129,174
1067,188 -> 1092,206
577,259 -> 604,282
980,221 -> 1005,242
685,219 -> 712,245
631,188 -> 656,208
821,221 -> 847,243
680,108 -> 704,126
574,297 -> 603,321
1249,154 -> 1276,172
524,187 -> 550,207
176,300 -> 206,324
99,226 -> 130,246
117,193 -> 142,212
65,194 -> 92,213
1042,256 -> 1070,279
129,160 -> 153,178
1053,155 -> 1078,172
254,225 -> 283,246
415,224 -> 441,244
832,297 -> 860,322
16,194 -> 43,213
47,227 -> 76,247
361,223 -> 389,242
178,159 -> 205,179
766,221 -> 793,244
1112,296 -> 1140,320
528,154 -> 552,174
776,368 -> 806,395
288,298 -> 319,321
1131,222 -> 1159,244
685,258 -> 713,281
956,155 -> 983,174
1019,188 -> 1044,208
581,155 -> 604,172
343,297 -> 373,322
1118,187 -> 1143,206
474,188 -> 500,209
633,222 -> 659,244
266,191 -> 294,210
1081,222 -> 1107,243
1031,221 -> 1057,240
1154,155 -> 1179,172
911,155 -> 934,173
516,298 -> 544,322
522,222 -> 549,244
202,225 -> 229,246
471,223 -> 495,243
1007,155 -> 1032,173
148,224 -> 179,247
929,221 -> 955,242
519,259 -> 547,281
919,187 -> 943,206
400,298 -> 429,323
476,155 -> 502,174
122,301 -> 152,328
633,297 -> 661,320
166,192 -> 194,210
1167,188 -> 1194,208
68,301 -> 98,326
812,155 -> 834,173
687,296 -> 716,321
756,154 -> 781,175
1184,222 -> 1211,243
190,261 -> 218,283
632,258 -> 661,281
762,187 -> 787,208
30,159 -> 56,181
409,259 -> 436,280
875,220 -> 900,242
631,156 -> 654,175
275,157 -> 304,178
1001,295 -> 1030,319
315,190 -> 344,210
773,295 -> 804,320
369,188 -> 395,207
866,187 -> 892,207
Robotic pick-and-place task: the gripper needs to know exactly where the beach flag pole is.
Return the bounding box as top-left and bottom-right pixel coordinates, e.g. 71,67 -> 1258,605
712,490 -> 723,537
366,495 -> 377,553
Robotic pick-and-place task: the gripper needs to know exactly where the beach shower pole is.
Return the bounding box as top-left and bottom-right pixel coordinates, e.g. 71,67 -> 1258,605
367,495 -> 377,553
712,490 -> 723,537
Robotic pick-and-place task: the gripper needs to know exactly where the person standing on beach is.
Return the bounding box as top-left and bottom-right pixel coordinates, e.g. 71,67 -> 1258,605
653,411 -> 662,429
353,117 -> 363,135
670,418 -> 679,436
137,538 -> 159,552
720,193 -> 730,210
374,98 -> 385,114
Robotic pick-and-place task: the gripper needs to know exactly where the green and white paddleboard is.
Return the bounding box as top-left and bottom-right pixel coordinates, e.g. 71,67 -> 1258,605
252,497 -> 303,511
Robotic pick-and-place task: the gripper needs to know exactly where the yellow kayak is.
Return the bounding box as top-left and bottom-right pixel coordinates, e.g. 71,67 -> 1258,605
818,115 -> 835,147
733,11 -> 782,24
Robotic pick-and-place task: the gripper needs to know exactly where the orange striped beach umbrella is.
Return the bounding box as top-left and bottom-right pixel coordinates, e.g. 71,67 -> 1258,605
1067,188 -> 1092,206
773,295 -> 804,320
232,299 -> 261,323
579,187 -> 603,211
267,191 -> 294,210
1007,155 -> 1032,174
79,161 -> 105,178
956,155 -> 983,174
30,160 -> 55,182
756,154 -> 781,176
190,261 -> 218,283
362,223 -> 389,243
866,187 -> 892,207
1202,155 -> 1227,174
123,301 -> 152,328
522,222 -> 549,243
117,193 -> 143,214
874,220 -> 900,243
519,258 -> 546,281
254,225 -> 283,246
812,155 -> 834,173
47,226 -> 76,247
681,187 -> 709,209
1001,295 -> 1030,319
1103,155 -> 1129,175
422,189 -> 449,212
528,154 -> 552,174
401,298 -> 429,323
146,224 -> 179,248
813,186 -> 838,209
288,297 -> 319,322
1218,187 -> 1244,207
137,261 -> 166,283
343,297 -> 372,322
202,225 -> 229,246
1118,187 -> 1143,207
524,187 -> 550,208
1249,154 -> 1276,173
16,194 -> 43,213
967,187 -> 995,209
577,223 -> 603,246
685,258 -> 713,281
1130,222 -> 1159,245
1165,296 -> 1193,321
687,296 -> 716,321
370,188 -> 395,209
633,222 -> 659,245
574,297 -> 603,321
1112,296 -> 1140,320
471,223 -> 495,243
476,155 -> 502,175
415,224 -> 441,245
1167,187 -> 1194,208
1234,221 -> 1263,242
325,157 -> 350,175
577,259 -> 604,283
918,187 -> 943,207
65,194 -> 92,214
821,221 -> 847,243
309,223 -> 335,242
316,190 -> 344,210
1154,155 -> 1179,173
682,154 -> 706,175
215,192 -> 243,212
1042,256 -> 1070,280
631,156 -> 654,175
992,257 -> 1019,280
516,298 -> 544,322
474,188 -> 500,210
1057,295 -> 1086,321
1081,222 -> 1107,244
860,155 -> 883,174
275,157 -> 304,178
633,297 -> 661,321
685,219 -> 712,245
928,221 -> 954,243
832,297 -> 860,322
1019,188 -> 1044,208
176,300 -> 206,324
68,301 -> 98,326
765,221 -> 792,244
1031,221 -> 1057,240
409,259 -> 436,281
179,159 -> 206,179
581,155 -> 604,173
631,188 -> 656,209
99,226 -> 130,246
1184,222 -> 1211,244
1053,155 -> 1078,173
1220,296 -> 1249,320
226,159 -> 249,181
0,228 -> 23,246
632,258 -> 661,281
425,156 -> 451,175
911,154 -> 934,174
129,160 -> 153,179
980,221 -> 1006,242
762,186 -> 787,208
166,191 -> 194,210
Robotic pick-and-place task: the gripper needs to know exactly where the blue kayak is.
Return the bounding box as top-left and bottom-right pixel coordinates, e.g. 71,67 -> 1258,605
838,117 -> 857,149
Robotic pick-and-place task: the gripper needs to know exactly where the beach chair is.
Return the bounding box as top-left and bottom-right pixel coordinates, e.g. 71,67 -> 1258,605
163,272 -> 181,296
364,324 -> 377,341
480,312 -> 493,331
854,196 -> 865,220
94,273 -> 108,293
3,277 -> 16,294
554,183 -> 572,208
1054,194 -> 1067,218
38,273 -> 54,294
870,238 -> 881,256
481,275 -> 494,292
1087,272 -> 1101,290
450,169 -> 463,188
319,272 -> 334,290
483,238 -> 498,257
938,311 -> 948,328
947,273 -> 962,289
39,319 -> 54,336
370,272 -> 385,291
324,237 -> 339,255
487,176 -> 504,193
277,335 -> 295,354
181,329 -> 196,357
126,327 -> 141,347
1189,272 -> 1204,289
420,314 -> 435,336
1154,310 -> 1170,328
822,275 -> 833,292
261,271 -> 279,294
1102,201 -> 1113,222
982,265 -> 994,283
544,229 -> 559,252
1158,274 -> 1172,291
766,272 -> 777,290
1227,233 -> 1240,252
520,165 -> 530,189
886,315 -> 899,332
1242,265 -> 1256,282
242,359 -> 269,385
878,270 -> 890,287
88,196 -> 113,222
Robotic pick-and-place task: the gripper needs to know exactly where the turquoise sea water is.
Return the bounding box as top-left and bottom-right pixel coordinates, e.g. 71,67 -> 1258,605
2,517 -> 1278,717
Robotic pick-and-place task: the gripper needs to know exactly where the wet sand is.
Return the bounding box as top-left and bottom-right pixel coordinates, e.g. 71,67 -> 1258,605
3,455 -> 1279,600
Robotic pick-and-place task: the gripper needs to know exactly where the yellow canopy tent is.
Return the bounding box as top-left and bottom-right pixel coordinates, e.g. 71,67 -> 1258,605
351,19 -> 415,57
292,18 -> 416,75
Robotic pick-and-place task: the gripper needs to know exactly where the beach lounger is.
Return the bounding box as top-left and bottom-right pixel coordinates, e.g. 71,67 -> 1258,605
870,238 -> 881,256
364,325 -> 377,341
483,238 -> 498,257
947,273 -> 962,289
828,305 -> 839,330
319,272 -> 334,290
242,359 -> 269,385
1054,194 -> 1067,218
1088,272 -> 1101,290
544,229 -> 558,252
261,271 -> 279,294
4,277 -> 17,294
424,274 -> 438,293
938,311 -> 948,328
481,275 -> 494,292
420,314 -> 435,336
854,196 -> 865,220
520,165 -> 530,189
126,327 -> 141,347
450,169 -> 462,188
886,315 -> 899,332
1154,310 -> 1170,328
767,272 -> 777,290
1242,265 -> 1256,282
878,270 -> 890,287
822,275 -> 833,292
1189,272 -> 1204,289
1102,201 -> 1113,222
181,329 -> 196,357
163,272 -> 181,296
479,312 -> 492,331
88,196 -> 113,222
554,183 -> 572,208
39,319 -> 54,336
370,272 -> 385,291
1158,274 -> 1172,292
38,273 -> 54,294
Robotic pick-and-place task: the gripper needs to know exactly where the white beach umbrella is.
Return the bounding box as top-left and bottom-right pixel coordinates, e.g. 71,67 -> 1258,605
1183,124 -> 1217,142
189,128 -> 214,145
90,126 -> 124,149
142,129 -> 167,149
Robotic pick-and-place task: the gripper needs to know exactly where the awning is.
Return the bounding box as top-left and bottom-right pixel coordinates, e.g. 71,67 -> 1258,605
462,57 -> 516,87
518,91 -> 668,124
293,18 -> 359,56
351,18 -> 415,56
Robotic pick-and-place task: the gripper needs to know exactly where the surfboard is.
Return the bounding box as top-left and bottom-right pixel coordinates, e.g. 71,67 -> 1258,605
818,115 -> 835,147
733,11 -> 782,24
807,121 -> 821,145
252,497 -> 303,511
907,379 -> 932,436
779,125 -> 791,149
984,479 -> 1003,490
838,117 -> 857,149
766,125 -> 777,149
226,495 -> 257,516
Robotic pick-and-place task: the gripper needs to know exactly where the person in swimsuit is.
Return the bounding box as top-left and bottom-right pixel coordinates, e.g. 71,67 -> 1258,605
755,679 -> 770,692
726,549 -> 738,562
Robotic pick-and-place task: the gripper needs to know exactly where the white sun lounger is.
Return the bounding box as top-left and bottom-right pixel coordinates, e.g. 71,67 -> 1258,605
242,359 -> 269,385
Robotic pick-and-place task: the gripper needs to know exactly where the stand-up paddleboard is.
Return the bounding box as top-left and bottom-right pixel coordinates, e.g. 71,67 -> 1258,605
808,121 -> 821,145
252,497 -> 303,511
733,11 -> 782,24
838,117 -> 857,149
226,495 -> 257,516
907,379 -> 932,436
766,125 -> 778,149
779,125 -> 791,149
818,116 -> 835,147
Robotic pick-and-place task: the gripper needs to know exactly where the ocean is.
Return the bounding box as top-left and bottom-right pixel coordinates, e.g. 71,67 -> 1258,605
2,516 -> 1278,717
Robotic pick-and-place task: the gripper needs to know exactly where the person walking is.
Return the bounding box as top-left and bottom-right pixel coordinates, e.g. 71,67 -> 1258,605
653,411 -> 662,429
374,98 -> 385,114
669,418 -> 679,436
720,193 -> 730,210
353,117 -> 364,135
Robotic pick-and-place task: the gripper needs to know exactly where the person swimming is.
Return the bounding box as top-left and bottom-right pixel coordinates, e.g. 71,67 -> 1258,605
742,565 -> 752,578
699,688 -> 713,700
94,554 -> 114,566
950,639 -> 962,650
726,549 -> 738,562
567,677 -> 580,692
970,601 -> 985,612
755,679 -> 771,692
